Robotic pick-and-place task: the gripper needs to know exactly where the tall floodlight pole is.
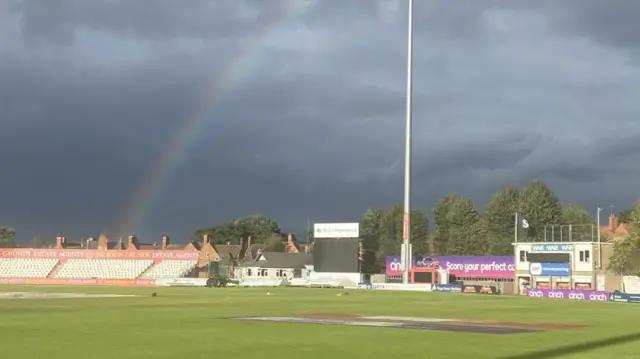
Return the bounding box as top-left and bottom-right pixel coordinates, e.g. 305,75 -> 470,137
402,0 -> 414,285
597,207 -> 603,268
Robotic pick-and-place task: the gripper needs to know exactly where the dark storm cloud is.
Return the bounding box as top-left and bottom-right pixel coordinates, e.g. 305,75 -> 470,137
423,133 -> 545,174
513,0 -> 640,49
16,0 -> 274,42
2,0 -> 640,242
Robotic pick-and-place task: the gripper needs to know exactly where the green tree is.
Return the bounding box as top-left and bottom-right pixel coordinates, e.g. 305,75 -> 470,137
607,237 -> 640,276
433,196 -> 455,254
193,215 -> 283,244
608,199 -> 640,276
359,205 -> 429,273
0,227 -> 16,248
31,237 -> 50,248
444,196 -> 487,255
481,187 -> 520,255
619,208 -> 635,223
192,223 -> 241,243
360,208 -> 386,273
561,204 -> 595,224
380,204 -> 404,257
560,204 -> 596,241
381,204 -> 429,256
234,215 -> 282,243
263,234 -> 286,252
518,180 -> 562,241
409,209 -> 429,256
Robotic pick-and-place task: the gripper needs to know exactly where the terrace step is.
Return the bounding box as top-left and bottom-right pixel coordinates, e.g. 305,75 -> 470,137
47,260 -> 66,278
136,262 -> 158,278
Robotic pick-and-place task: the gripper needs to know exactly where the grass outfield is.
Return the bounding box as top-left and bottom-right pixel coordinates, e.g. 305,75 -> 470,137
0,286 -> 638,359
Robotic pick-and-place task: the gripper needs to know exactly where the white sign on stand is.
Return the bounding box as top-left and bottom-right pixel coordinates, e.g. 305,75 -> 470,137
314,223 -> 360,238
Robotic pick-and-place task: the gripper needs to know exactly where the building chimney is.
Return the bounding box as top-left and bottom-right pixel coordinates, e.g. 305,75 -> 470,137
609,215 -> 618,232
97,235 -> 108,250
162,236 -> 169,249
240,236 -> 252,260
128,235 -> 139,250
203,234 -> 210,244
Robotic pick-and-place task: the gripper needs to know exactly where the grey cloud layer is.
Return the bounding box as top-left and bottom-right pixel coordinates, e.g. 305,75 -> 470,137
1,0 -> 639,242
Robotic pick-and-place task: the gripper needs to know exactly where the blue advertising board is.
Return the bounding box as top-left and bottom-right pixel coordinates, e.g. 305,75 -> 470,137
609,291 -> 640,303
434,284 -> 463,292
357,282 -> 373,289
529,262 -> 570,276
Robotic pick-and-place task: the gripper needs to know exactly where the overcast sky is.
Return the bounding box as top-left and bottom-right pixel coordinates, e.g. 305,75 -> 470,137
2,0 -> 639,243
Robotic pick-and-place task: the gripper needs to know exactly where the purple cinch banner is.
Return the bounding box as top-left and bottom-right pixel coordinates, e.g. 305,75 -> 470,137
385,256 -> 514,278
525,288 -> 609,301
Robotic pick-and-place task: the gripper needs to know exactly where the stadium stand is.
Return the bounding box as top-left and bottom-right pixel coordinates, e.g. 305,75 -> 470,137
140,259 -> 197,279
0,258 -> 59,278
55,259 -> 154,279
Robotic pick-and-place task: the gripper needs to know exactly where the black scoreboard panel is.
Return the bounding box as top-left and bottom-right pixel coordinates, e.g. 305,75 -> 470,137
413,271 -> 433,283
527,252 -> 570,263
313,238 -> 359,273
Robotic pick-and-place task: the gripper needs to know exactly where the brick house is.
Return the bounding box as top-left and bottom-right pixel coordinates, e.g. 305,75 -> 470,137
600,215 -> 632,242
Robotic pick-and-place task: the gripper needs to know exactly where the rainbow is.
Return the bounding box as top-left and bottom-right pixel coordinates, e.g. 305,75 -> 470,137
114,0 -> 310,237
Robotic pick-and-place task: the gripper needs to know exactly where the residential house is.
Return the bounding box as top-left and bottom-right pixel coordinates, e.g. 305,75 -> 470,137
54,234 -> 175,250
183,235 -> 248,277
55,234 -> 125,249
600,214 -> 632,242
54,236 -> 82,249
235,251 -> 313,280
123,235 -> 163,250
241,236 -> 266,261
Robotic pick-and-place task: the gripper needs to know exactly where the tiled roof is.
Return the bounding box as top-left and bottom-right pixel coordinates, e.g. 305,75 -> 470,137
214,244 -> 242,259
600,216 -> 633,241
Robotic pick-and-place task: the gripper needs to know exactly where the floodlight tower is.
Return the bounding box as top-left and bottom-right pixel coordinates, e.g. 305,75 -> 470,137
401,0 -> 414,285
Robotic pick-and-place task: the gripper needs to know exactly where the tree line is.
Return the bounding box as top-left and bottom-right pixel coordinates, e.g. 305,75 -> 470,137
192,214 -> 289,252
191,180 -> 627,274
2,179 -> 638,275
360,180 -> 602,273
0,227 -> 16,248
0,228 -> 67,249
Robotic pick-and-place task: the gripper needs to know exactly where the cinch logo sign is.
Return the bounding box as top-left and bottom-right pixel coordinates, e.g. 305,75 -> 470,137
526,289 -> 609,301
389,261 -> 403,272
567,292 -> 584,299
528,290 -> 544,297
589,293 -> 608,301
548,291 -> 565,299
